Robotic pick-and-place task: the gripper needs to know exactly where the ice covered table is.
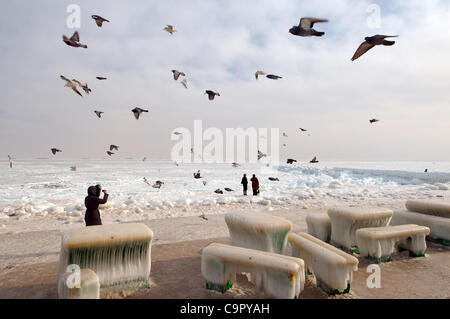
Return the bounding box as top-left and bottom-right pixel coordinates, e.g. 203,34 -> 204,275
328,207 -> 393,250
224,212 -> 292,254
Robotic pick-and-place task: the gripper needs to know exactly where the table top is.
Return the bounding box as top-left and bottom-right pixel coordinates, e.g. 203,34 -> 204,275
328,206 -> 393,220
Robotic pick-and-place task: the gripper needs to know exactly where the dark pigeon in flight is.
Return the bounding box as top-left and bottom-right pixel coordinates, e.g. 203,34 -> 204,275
91,15 -> 110,27
106,151 -> 114,156
51,148 -> 62,155
369,119 -> 380,124
257,150 -> 267,160
268,177 -> 279,181
110,145 -> 119,151
214,189 -> 224,194
289,18 -> 328,37
62,31 -> 87,48
299,128 -> 308,132
351,35 -> 398,61
96,77 -> 107,80
132,107 -> 149,120
266,74 -> 282,80
205,90 -> 220,101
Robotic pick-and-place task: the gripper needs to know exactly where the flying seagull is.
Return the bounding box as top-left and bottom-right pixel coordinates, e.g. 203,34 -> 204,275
106,151 -> 114,156
143,177 -> 151,186
110,145 -> 119,151
202,180 -> 207,186
255,71 -> 267,80
132,107 -> 149,120
257,150 -> 267,160
164,25 -> 177,34
287,159 -> 297,164
72,80 -> 91,95
180,79 -> 188,89
172,70 -> 185,80
299,128 -> 307,132
8,155 -> 13,168
62,31 -> 87,48
310,156 -> 319,163
94,111 -> 104,118
289,17 -> 328,37
369,119 -> 380,124
205,90 -> 220,101
232,162 -> 240,168
96,77 -> 107,80
60,75 -> 83,97
351,35 -> 398,61
91,15 -> 110,27
51,148 -> 62,155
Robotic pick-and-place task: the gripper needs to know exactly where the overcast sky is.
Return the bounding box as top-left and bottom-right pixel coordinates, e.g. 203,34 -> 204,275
0,0 -> 449,161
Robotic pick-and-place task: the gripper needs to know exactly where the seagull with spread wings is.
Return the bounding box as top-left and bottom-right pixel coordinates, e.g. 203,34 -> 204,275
164,25 -> 177,34
289,17 -> 328,37
72,80 -> 91,95
60,75 -> 83,97
172,70 -> 185,80
94,111 -> 104,118
351,35 -> 398,61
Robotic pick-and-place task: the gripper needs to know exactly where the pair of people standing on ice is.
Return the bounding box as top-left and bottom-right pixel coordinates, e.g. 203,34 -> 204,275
241,174 -> 259,196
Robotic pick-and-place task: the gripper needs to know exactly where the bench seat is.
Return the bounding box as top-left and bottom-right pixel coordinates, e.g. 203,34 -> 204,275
405,200 -> 450,218
201,243 -> 305,299
356,224 -> 430,261
288,232 -> 358,294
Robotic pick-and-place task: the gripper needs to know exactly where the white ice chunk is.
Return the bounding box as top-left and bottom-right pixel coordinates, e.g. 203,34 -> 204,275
328,206 -> 393,249
225,212 -> 292,254
201,243 -> 305,299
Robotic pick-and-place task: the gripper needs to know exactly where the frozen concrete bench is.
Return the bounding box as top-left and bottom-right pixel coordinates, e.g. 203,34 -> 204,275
356,224 -> 430,262
306,214 -> 331,242
288,232 -> 358,294
225,212 -> 292,254
201,243 -> 305,299
405,200 -> 450,218
391,210 -> 450,245
58,268 -> 100,299
58,223 -> 154,292
328,206 -> 393,250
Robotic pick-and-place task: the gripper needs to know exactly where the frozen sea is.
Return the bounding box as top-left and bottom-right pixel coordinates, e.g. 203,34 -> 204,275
1,159 -> 450,222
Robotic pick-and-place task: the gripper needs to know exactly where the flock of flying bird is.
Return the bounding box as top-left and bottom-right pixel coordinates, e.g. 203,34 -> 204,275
9,13 -> 395,198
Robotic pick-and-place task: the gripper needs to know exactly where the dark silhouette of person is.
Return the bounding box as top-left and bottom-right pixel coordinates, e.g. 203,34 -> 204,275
424,169 -> 428,173
241,174 -> 248,195
250,174 -> 259,196
84,184 -> 109,226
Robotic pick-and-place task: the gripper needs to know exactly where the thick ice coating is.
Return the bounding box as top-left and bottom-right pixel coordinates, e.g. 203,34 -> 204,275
306,214 -> 331,242
201,243 -> 305,299
391,210 -> 450,241
328,206 -> 393,249
405,200 -> 450,218
288,232 -> 358,293
225,212 -> 292,254
58,223 -> 153,289
356,224 -> 430,259
58,268 -> 100,299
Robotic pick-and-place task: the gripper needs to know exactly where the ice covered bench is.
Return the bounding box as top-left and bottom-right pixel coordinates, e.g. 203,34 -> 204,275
58,223 -> 154,293
306,214 -> 331,242
405,200 -> 450,218
391,210 -> 450,245
201,243 -> 305,299
288,232 -> 358,294
356,224 -> 430,262
224,212 -> 292,254
58,268 -> 100,299
328,206 -> 393,250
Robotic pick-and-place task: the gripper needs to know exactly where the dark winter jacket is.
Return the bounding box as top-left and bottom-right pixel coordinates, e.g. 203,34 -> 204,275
84,185 -> 108,226
250,176 -> 259,190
